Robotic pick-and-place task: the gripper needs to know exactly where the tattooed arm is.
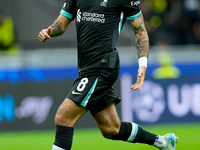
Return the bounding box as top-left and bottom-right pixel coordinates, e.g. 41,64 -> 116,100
130,13 -> 149,58
38,14 -> 72,42
130,13 -> 149,90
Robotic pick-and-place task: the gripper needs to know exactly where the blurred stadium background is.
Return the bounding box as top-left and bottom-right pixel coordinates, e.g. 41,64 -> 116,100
0,0 -> 200,149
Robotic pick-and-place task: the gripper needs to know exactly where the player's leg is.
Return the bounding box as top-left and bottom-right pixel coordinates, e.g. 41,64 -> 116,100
55,98 -> 87,127
52,72 -> 103,150
93,102 -> 177,149
93,102 -> 121,139
52,98 -> 88,150
93,102 -> 157,144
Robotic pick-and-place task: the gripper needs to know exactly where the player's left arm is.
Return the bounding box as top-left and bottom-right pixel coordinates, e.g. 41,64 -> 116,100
50,14 -> 72,37
129,13 -> 149,90
38,14 -> 72,42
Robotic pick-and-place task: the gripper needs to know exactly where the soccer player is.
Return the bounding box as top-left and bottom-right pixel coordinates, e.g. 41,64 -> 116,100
38,0 -> 178,150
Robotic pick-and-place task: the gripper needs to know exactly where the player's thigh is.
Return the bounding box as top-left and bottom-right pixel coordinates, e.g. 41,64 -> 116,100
55,98 -> 88,127
93,102 -> 120,137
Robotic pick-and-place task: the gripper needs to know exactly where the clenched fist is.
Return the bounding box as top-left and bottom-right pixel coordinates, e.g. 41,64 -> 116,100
38,26 -> 52,42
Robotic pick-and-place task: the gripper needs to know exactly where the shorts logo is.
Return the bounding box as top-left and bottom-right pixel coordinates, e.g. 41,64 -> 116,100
131,1 -> 140,6
72,90 -> 82,95
100,0 -> 108,7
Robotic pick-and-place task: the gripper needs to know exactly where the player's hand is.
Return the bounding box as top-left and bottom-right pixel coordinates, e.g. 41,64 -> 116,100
38,26 -> 52,42
130,66 -> 147,91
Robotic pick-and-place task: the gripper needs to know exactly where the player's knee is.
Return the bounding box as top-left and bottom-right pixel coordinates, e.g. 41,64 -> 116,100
54,112 -> 76,127
54,113 -> 64,125
54,113 -> 70,126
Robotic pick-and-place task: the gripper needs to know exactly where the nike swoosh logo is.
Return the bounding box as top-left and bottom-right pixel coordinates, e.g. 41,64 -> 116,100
72,90 -> 82,95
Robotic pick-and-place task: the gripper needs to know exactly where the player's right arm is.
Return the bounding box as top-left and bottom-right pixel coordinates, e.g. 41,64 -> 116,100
129,13 -> 149,91
38,14 -> 72,42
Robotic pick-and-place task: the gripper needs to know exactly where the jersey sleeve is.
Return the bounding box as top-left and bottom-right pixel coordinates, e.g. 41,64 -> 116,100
122,0 -> 141,20
60,0 -> 76,20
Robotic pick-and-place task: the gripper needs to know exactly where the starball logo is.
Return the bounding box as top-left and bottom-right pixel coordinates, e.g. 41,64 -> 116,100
76,9 -> 105,23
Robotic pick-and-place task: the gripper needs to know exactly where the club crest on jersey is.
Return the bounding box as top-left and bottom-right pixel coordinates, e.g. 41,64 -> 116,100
131,1 -> 140,6
100,0 -> 108,7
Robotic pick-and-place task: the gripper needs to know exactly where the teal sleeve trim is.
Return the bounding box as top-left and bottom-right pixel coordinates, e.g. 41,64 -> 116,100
60,10 -> 73,19
127,11 -> 141,20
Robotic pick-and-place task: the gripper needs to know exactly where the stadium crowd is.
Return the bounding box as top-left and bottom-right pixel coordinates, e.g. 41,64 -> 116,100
141,0 -> 200,46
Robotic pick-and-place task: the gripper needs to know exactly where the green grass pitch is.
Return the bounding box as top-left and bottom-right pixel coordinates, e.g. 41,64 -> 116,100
1,123 -> 199,150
